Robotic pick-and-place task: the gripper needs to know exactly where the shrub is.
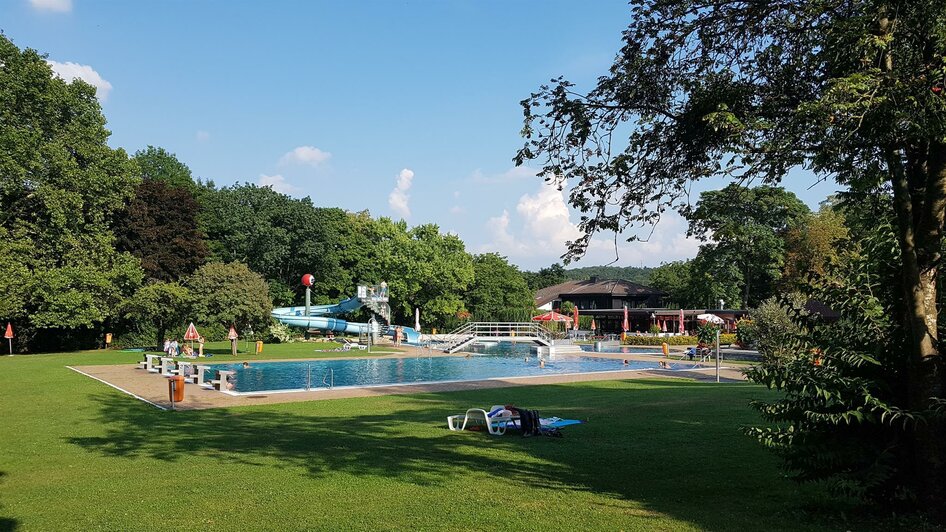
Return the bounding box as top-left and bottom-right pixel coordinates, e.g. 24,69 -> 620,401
622,335 -> 696,346
735,319 -> 757,348
266,321 -> 295,344
751,295 -> 806,362
648,324 -> 661,334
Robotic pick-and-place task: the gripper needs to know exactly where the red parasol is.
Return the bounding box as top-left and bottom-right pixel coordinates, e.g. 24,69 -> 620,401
572,306 -> 579,330
622,306 -> 629,332
532,311 -> 573,323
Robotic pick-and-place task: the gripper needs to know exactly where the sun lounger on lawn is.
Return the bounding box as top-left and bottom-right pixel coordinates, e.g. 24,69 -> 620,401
447,405 -> 514,435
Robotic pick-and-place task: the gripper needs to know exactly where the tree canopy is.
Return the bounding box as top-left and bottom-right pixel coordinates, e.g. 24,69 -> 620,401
0,34 -> 142,347
517,0 -> 946,511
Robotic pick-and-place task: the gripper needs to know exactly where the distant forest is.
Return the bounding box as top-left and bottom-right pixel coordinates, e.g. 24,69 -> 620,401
564,266 -> 653,285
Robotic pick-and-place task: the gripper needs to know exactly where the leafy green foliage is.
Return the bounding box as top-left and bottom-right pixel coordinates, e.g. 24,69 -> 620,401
132,146 -> 197,192
750,295 -> 807,363
120,281 -> 192,350
0,34 -> 143,350
466,253 -> 533,322
686,184 -> 809,308
522,263 -> 568,291
187,261 -> 272,338
745,199 -> 933,505
563,265 -> 652,284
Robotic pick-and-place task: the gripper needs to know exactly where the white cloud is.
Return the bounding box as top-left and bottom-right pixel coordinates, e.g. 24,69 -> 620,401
388,168 -> 414,218
279,146 -> 331,166
46,60 -> 112,101
449,205 -> 465,215
477,182 -> 701,269
29,0 -> 71,12
258,174 -> 300,195
196,130 -> 210,142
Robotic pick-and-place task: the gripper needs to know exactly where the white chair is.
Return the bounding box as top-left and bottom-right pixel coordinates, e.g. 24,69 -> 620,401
447,405 -> 514,435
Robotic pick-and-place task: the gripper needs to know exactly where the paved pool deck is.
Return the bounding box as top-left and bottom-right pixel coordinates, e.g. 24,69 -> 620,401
68,348 -> 747,411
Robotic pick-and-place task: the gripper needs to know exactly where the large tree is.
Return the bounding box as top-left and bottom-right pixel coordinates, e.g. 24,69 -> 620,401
0,35 -> 142,350
133,146 -> 198,192
116,179 -> 208,282
516,1 -> 946,510
686,184 -> 809,307
187,261 -> 272,339
199,184 -> 345,305
121,281 -> 192,351
467,253 -> 534,321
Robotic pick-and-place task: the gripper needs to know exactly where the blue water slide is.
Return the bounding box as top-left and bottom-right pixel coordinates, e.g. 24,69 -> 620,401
274,315 -> 376,335
271,296 -> 422,345
271,296 -> 362,318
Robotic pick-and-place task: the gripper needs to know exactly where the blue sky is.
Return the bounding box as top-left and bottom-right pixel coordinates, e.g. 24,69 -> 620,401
3,0 -> 838,270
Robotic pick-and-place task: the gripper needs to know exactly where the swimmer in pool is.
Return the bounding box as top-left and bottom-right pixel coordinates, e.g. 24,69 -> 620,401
242,361 -> 250,368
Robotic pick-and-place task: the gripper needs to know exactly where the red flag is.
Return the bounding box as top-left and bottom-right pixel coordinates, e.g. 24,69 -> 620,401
622,306 -> 629,332
4,323 -> 12,339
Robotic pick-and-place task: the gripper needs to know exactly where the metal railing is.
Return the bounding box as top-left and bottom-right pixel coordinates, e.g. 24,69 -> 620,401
431,322 -> 555,353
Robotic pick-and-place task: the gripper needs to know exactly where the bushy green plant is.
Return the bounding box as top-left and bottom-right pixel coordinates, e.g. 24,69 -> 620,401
750,295 -> 806,363
745,206 -> 943,506
648,324 -> 661,335
696,323 -> 720,345
735,319 -> 757,348
622,335 -> 696,346
266,321 -> 295,344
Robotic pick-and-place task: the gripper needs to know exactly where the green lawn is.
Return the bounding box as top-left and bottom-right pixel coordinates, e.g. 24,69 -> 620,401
0,347 -> 860,531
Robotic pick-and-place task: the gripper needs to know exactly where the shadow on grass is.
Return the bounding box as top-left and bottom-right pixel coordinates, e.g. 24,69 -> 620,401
67,380 -> 846,530
0,471 -> 18,532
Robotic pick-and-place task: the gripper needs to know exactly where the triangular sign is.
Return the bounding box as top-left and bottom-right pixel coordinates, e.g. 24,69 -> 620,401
227,326 -> 238,340
4,323 -> 12,339
184,322 -> 200,341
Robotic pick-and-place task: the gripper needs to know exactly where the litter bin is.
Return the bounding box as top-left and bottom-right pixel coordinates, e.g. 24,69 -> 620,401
169,375 -> 185,403
255,340 -> 263,354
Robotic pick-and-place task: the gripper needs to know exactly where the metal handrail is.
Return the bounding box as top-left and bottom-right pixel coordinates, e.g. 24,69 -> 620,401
433,322 -> 556,352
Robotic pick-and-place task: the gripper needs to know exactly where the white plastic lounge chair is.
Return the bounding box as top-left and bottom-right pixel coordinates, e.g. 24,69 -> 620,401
447,405 -> 514,435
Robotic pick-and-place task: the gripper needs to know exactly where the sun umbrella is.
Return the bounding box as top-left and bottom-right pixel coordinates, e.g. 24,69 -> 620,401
532,311 -> 572,323
696,313 -> 725,325
573,306 -> 579,330
590,318 -> 597,332
660,318 -> 667,332
679,309 -> 685,334
414,307 -> 421,332
622,306 -> 629,332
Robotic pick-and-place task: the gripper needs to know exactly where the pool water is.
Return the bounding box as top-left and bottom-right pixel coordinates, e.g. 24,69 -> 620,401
210,342 -> 677,393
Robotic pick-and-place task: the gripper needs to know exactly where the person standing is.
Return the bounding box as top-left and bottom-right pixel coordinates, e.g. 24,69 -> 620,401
170,338 -> 179,357
198,336 -> 205,357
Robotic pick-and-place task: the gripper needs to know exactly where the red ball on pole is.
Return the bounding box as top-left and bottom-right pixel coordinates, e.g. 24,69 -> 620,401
301,274 -> 315,287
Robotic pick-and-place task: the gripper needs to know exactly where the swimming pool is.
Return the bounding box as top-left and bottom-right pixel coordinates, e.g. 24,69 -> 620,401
209,344 -> 680,394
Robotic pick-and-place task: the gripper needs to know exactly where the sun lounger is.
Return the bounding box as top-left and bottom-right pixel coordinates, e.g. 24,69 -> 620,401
447,405 -> 514,435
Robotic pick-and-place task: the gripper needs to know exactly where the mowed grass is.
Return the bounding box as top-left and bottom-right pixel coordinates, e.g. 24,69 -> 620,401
0,348 -> 856,531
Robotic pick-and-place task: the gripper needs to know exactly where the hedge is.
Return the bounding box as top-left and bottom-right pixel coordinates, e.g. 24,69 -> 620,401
620,333 -> 738,346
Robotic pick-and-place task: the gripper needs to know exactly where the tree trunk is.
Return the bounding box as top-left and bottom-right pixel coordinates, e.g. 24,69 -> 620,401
891,146 -> 946,512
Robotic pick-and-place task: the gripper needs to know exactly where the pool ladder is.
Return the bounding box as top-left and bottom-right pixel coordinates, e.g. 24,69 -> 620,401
305,366 -> 334,391
306,365 -> 334,391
